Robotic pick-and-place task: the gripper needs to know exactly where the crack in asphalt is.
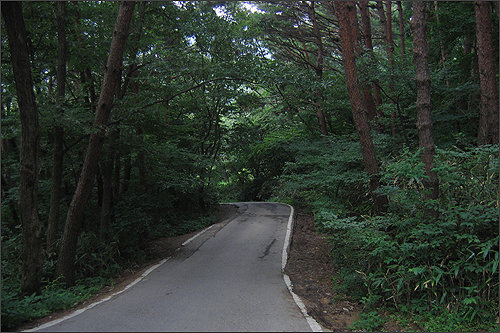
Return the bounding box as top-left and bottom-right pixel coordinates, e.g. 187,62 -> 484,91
259,238 -> 277,259
175,214 -> 237,262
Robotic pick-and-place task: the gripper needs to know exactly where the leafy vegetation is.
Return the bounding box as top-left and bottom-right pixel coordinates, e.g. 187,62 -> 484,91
314,145 -> 499,330
1,1 -> 498,331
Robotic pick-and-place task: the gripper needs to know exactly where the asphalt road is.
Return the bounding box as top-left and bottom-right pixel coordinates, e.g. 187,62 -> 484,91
30,202 -> 321,332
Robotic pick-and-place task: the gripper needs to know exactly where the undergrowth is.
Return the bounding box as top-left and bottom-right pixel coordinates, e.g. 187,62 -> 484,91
1,275 -> 109,330
313,144 -> 499,332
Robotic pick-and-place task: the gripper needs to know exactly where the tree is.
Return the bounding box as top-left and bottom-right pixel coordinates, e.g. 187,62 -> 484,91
309,1 -> 328,136
397,1 -> 406,58
433,1 -> 450,88
100,1 -> 146,242
379,1 -> 397,136
411,1 -> 439,205
259,1 -> 339,135
475,1 -> 499,145
47,1 -> 67,255
1,1 -> 44,296
56,1 -> 136,287
358,1 -> 379,122
330,1 -> 387,213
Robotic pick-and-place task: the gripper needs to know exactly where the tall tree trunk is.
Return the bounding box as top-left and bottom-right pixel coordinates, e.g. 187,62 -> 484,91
332,1 -> 387,213
359,1 -> 373,51
47,1 -> 67,255
397,1 -> 405,59
349,1 -> 361,55
376,1 -> 388,40
357,2 -> 378,123
475,1 -> 499,145
433,1 -> 450,88
360,1 -> 384,119
386,1 -> 395,65
385,1 -> 397,136
459,35 -> 473,114
310,1 -> 328,136
2,1 -> 45,296
119,64 -> 141,199
56,1 -> 136,287
72,1 -> 97,114
376,1 -> 397,135
411,1 -> 439,209
102,1 -> 146,234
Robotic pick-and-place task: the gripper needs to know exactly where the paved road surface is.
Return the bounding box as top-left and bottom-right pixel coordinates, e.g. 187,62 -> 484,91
31,202 -> 320,332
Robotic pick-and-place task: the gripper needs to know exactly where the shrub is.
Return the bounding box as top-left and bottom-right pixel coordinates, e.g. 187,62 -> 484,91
320,145 -> 499,326
276,135 -> 370,214
1,276 -> 108,331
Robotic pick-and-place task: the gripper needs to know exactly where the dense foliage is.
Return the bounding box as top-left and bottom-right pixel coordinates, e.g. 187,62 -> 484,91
1,1 -> 498,331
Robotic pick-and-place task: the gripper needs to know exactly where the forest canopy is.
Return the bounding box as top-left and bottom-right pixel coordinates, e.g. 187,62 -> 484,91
1,1 -> 498,331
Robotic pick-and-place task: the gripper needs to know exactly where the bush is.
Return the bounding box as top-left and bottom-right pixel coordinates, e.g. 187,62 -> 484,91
275,135 -> 370,214
1,276 -> 108,331
319,145 -> 499,327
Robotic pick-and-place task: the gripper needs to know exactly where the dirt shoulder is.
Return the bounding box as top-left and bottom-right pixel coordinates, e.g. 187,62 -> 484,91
285,209 -> 360,332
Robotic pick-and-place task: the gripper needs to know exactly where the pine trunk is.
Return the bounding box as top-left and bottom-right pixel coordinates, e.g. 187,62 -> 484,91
411,1 -> 440,207
47,1 -> 67,255
310,1 -> 328,136
397,1 -> 405,58
2,1 -> 45,296
475,1 -> 499,145
359,1 -> 384,122
333,1 -> 387,213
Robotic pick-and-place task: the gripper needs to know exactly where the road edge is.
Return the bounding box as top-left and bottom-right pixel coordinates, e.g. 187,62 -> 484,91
281,203 -> 325,333
24,258 -> 169,332
25,205 -> 240,332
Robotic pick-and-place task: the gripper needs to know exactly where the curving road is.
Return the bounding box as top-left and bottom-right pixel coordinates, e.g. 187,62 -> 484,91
30,202 -> 321,332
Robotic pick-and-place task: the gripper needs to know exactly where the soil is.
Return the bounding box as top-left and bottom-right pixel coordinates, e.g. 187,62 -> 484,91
16,204 -> 410,332
284,209 -> 360,332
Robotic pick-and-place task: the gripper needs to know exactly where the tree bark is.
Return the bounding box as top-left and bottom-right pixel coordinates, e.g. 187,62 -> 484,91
119,64 -> 140,199
357,1 -> 378,123
332,1 -> 387,213
411,1 -> 439,207
376,1 -> 388,43
2,1 -> 45,296
459,35 -> 473,113
386,1 -> 395,64
56,1 -> 136,287
349,1 -> 361,55
433,1 -> 450,88
359,1 -> 373,50
360,1 -> 384,120
397,1 -> 405,58
47,1 -> 67,255
385,1 -> 397,136
72,1 -> 98,114
475,1 -> 499,145
310,1 -> 328,136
